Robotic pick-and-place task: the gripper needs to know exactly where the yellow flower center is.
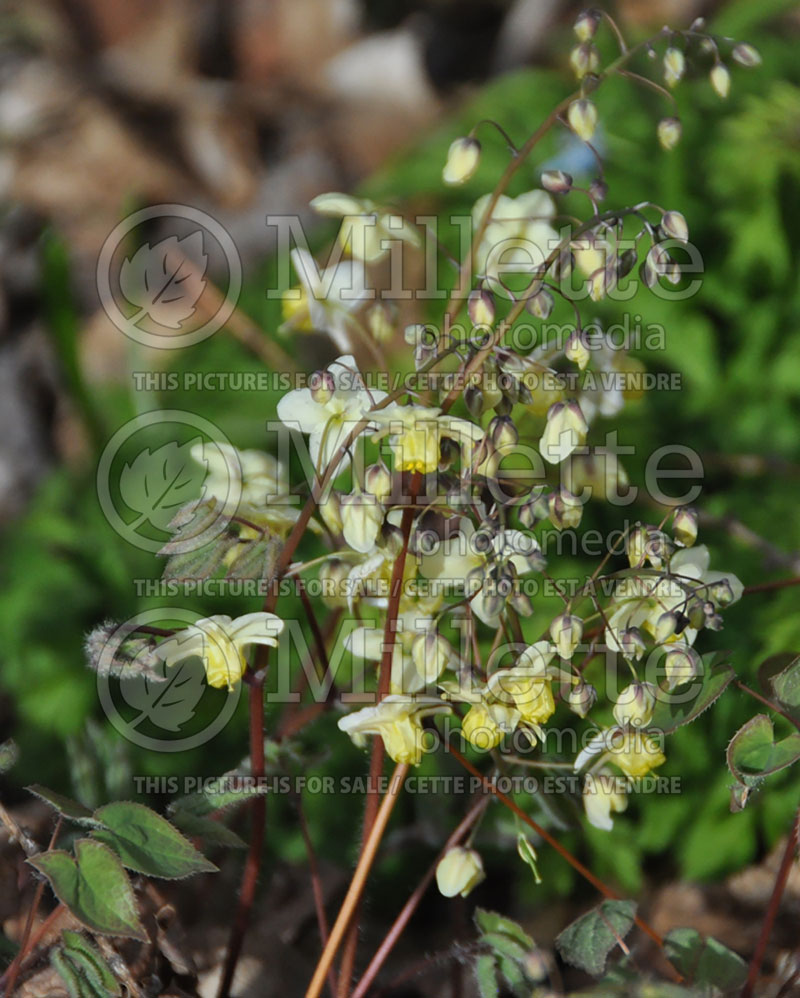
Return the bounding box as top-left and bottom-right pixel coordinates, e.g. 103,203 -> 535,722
281,285 -> 313,331
392,424 -> 440,474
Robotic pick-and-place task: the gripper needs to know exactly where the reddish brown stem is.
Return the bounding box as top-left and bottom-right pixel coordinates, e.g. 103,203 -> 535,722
297,796 -> 337,998
351,797 -> 489,998
741,805 -> 800,998
449,747 -> 676,971
338,476 -> 421,997
217,669 -> 268,998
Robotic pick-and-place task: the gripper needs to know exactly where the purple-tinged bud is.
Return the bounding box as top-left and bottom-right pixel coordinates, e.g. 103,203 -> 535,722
541,169 -> 573,194
309,370 -> 335,404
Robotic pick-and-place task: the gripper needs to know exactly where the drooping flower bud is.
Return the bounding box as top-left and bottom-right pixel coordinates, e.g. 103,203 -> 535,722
654,610 -> 679,644
489,415 -> 519,450
550,613 -> 583,660
442,137 -> 481,185
340,493 -> 383,554
664,645 -> 700,690
663,47 -> 686,88
661,211 -> 689,244
732,43 -> 761,67
657,116 -> 682,151
567,682 -> 597,718
710,64 -> 731,98
436,846 -> 485,898
672,506 -> 698,547
565,330 -> 591,370
573,9 -> 600,42
468,287 -> 496,327
539,400 -> 589,465
567,99 -> 598,142
589,178 -> 608,202
710,578 -> 735,607
412,630 -> 452,684
541,169 -> 573,194
364,461 -> 392,501
526,286 -> 555,319
619,627 -> 646,662
613,682 -> 657,728
570,42 -> 600,80
309,370 -> 335,404
547,488 -> 583,530
627,524 -> 648,567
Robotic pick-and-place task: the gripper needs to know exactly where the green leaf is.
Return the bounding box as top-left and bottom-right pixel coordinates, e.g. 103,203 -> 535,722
473,953 -> 498,998
555,900 -> 637,978
30,839 -> 146,940
60,931 -> 121,997
664,927 -> 748,992
474,909 -> 534,950
480,932 -> 530,964
726,714 -> 800,786
169,772 -> 268,818
169,810 -> 247,850
768,655 -> 800,716
91,802 -> 217,879
27,785 -> 96,824
648,657 -> 734,735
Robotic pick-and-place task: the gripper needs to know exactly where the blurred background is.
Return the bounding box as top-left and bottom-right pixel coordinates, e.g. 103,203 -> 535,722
2,0 -> 800,994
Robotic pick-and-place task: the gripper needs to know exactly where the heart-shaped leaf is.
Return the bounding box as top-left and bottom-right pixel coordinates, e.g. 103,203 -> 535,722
727,714 -> 800,786
555,899 -> 636,978
664,927 -> 747,991
91,802 -> 217,879
27,785 -> 97,824
30,839 -> 145,940
649,656 -> 734,735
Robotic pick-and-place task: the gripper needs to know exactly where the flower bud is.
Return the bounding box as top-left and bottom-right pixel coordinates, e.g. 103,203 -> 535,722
412,630 -> 452,684
567,99 -> 598,142
436,846 -> 485,898
664,645 -> 700,690
710,63 -> 731,98
464,382 -> 487,419
541,169 -> 573,194
627,524 -> 648,567
340,493 -> 383,554
443,137 -> 481,185
672,506 -> 697,547
589,178 -> 608,202
654,610 -> 679,644
565,331 -> 591,370
567,682 -> 597,718
710,578 -> 735,607
548,488 -> 583,530
661,210 -> 689,244
573,9 -> 600,41
619,627 -> 646,661
613,682 -> 657,728
686,597 -> 706,630
309,370 -> 335,404
319,559 -> 349,608
657,116 -> 682,151
489,415 -> 518,450
318,492 -> 343,534
550,613 -> 583,659
663,47 -> 685,88
539,399 -> 589,465
364,461 -> 392,501
519,491 -> 548,528
468,287 -> 495,327
525,286 -> 554,320
570,42 -> 600,80
732,43 -> 761,68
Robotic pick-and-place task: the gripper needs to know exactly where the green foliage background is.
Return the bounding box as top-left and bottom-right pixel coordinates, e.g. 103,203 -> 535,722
2,0 -> 800,921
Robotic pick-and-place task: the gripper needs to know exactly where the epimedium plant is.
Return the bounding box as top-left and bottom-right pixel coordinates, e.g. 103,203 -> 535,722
5,9 -> 800,998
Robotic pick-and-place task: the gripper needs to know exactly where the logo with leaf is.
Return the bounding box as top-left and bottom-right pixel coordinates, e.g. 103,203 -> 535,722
119,438 -> 206,535
119,231 -> 207,330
